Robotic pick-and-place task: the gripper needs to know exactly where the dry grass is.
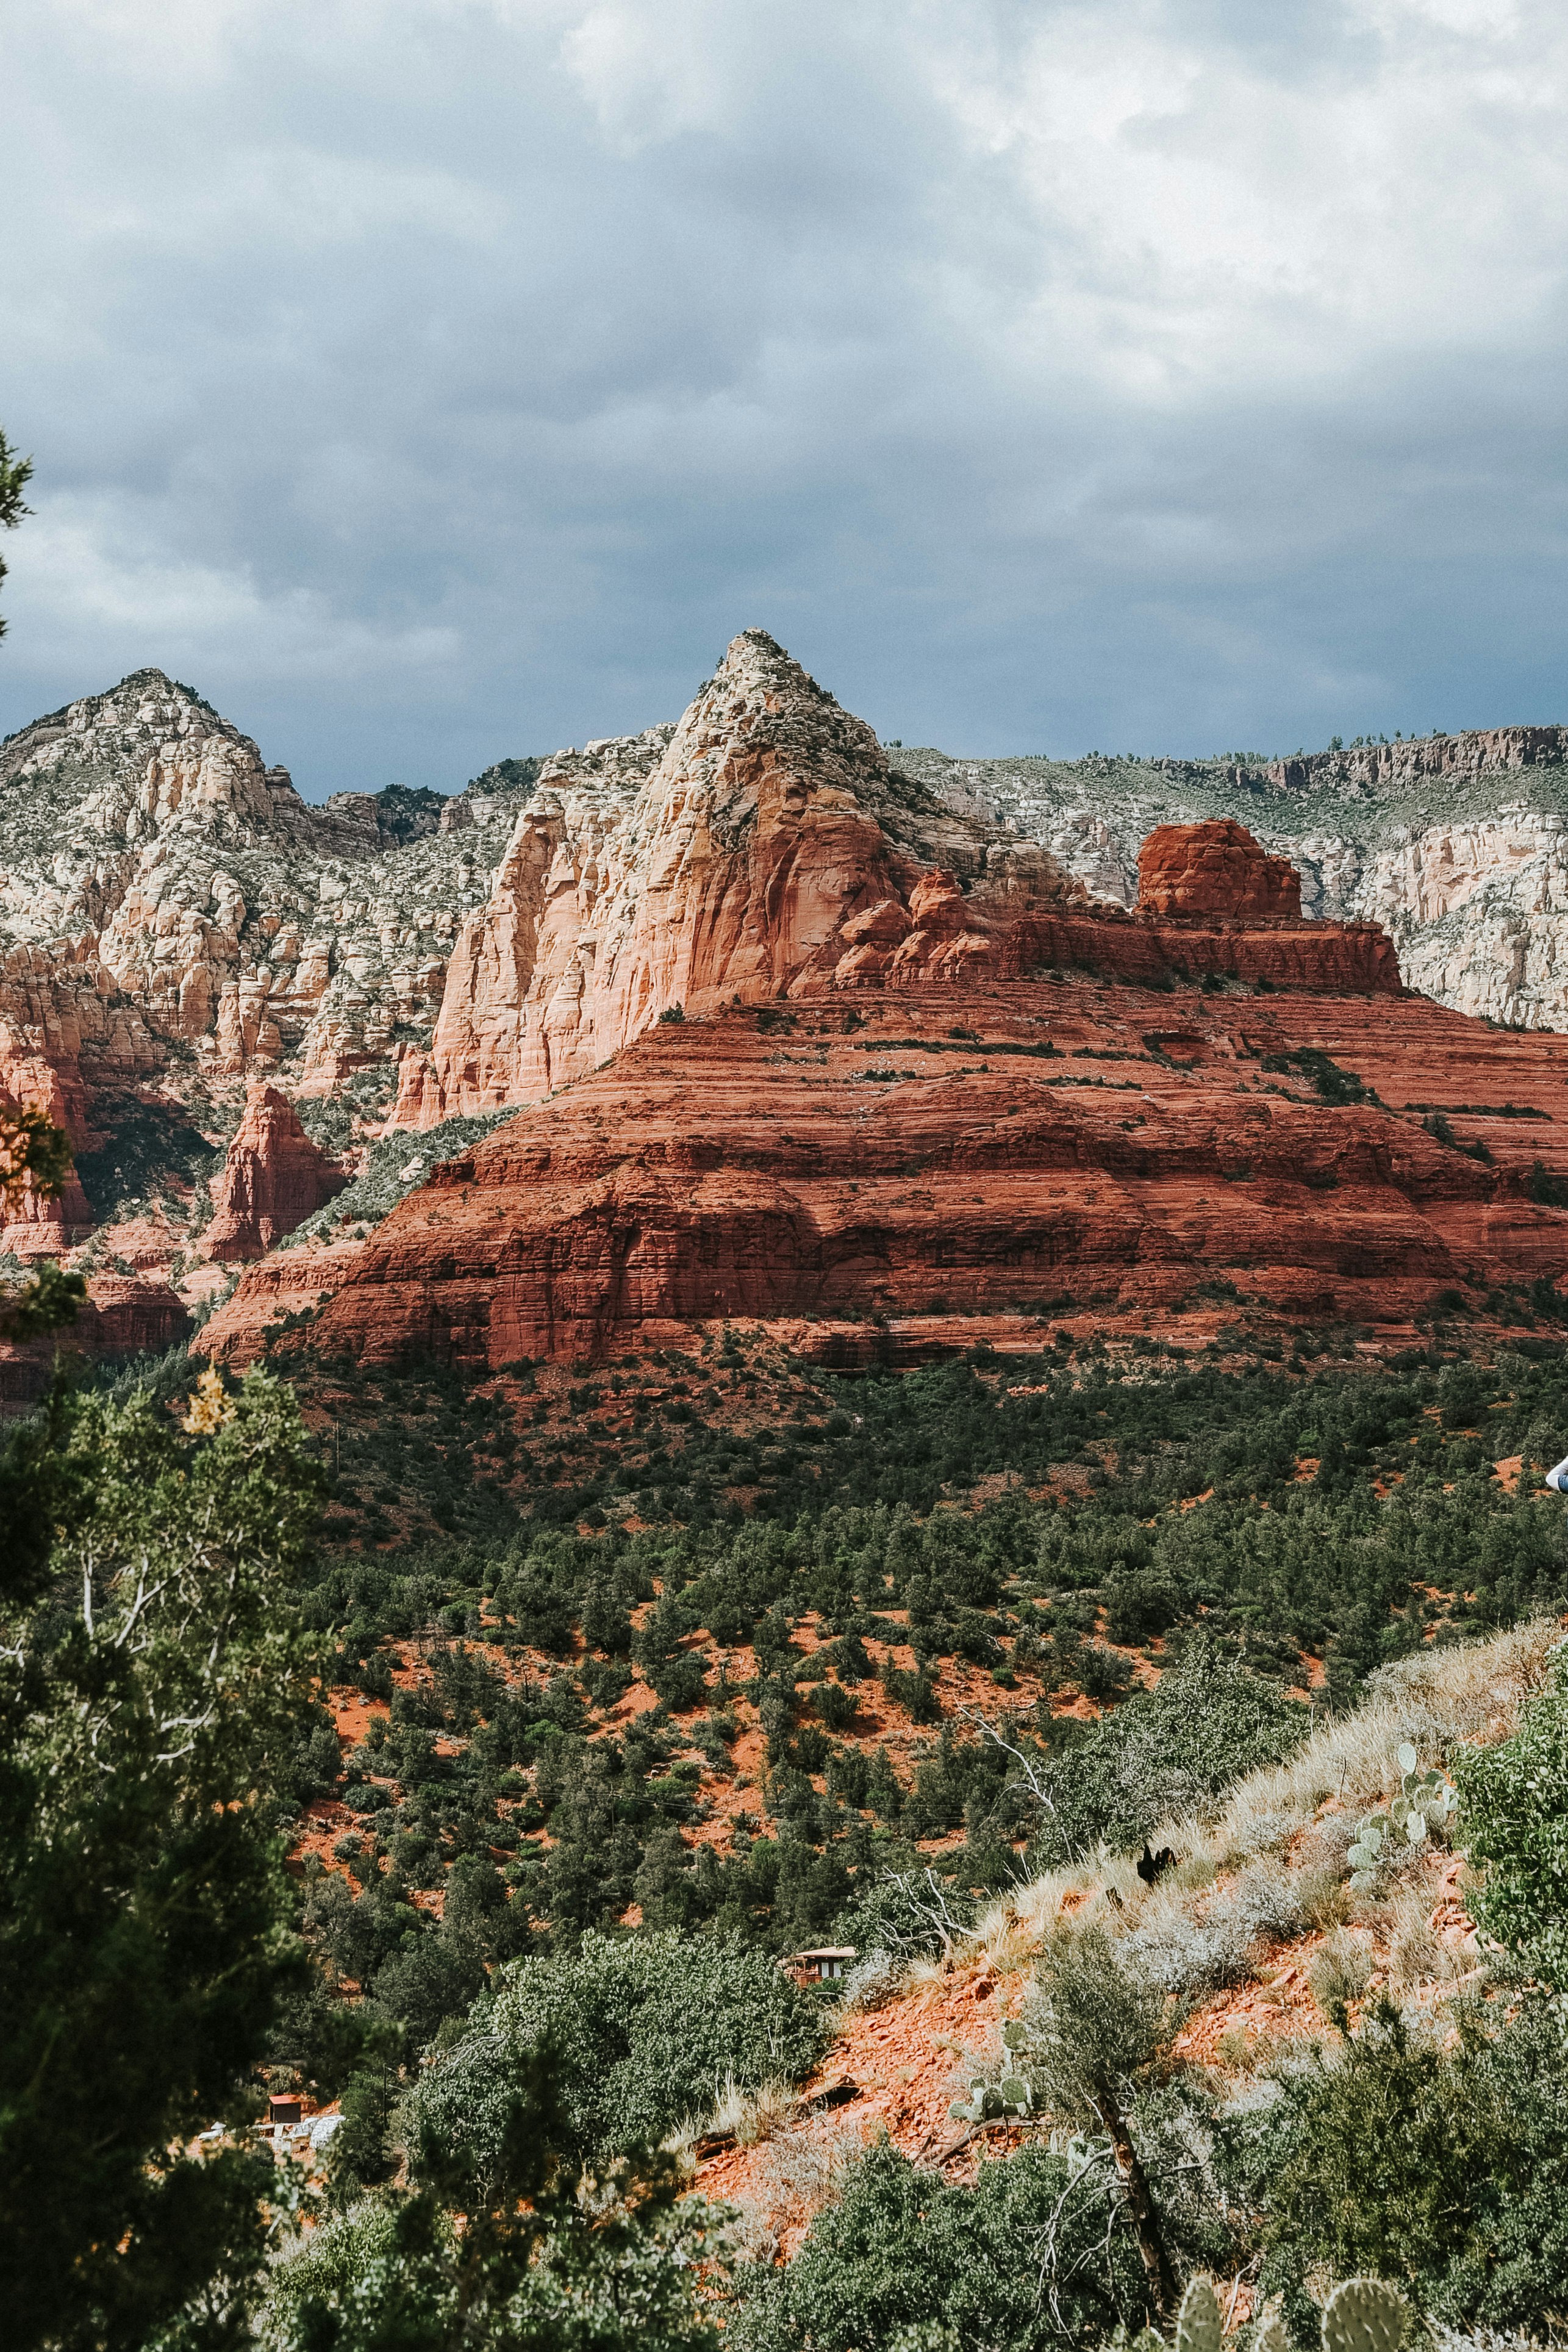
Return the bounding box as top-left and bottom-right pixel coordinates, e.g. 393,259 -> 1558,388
970,1621 -> 1556,1971
725,2112 -> 864,2261
666,2074 -> 800,2174
1307,1928 -> 1373,2016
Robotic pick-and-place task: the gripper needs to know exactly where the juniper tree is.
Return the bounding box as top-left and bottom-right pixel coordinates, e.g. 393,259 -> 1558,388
0,1363 -> 324,2350
1015,1920 -> 1178,2323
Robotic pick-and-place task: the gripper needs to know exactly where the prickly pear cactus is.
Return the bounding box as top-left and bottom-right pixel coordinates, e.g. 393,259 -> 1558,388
1174,2276 -> 1224,2352
948,2069 -> 1035,2124
1348,1744 -> 1459,1890
1320,2276 -> 1410,2352
948,2020 -> 1037,2122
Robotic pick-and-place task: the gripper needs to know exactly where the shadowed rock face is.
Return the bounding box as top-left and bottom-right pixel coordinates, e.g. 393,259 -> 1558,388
1138,821 -> 1301,920
0,1275 -> 190,1407
206,1085 -> 348,1261
199,976 -> 1568,1371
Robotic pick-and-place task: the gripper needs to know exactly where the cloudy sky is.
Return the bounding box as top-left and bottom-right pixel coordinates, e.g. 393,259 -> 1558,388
2,0 -> 1566,797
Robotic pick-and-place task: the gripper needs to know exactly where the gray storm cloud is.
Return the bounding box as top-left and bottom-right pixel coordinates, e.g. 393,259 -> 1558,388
1,0 -> 1565,791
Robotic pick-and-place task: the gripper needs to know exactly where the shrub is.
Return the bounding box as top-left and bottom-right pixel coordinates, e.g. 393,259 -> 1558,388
1031,1637 -> 1306,1862
1012,1921 -> 1178,2317
265,2046 -> 723,2352
1259,1998 -> 1568,2332
835,1866 -> 976,1961
1455,1638 -> 1568,1988
728,2138 -> 1145,2351
406,1931 -> 825,2173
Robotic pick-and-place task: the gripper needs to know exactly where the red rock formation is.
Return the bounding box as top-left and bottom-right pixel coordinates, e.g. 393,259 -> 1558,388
205,1085 -> 348,1261
199,974 -> 1568,1372
192,1238 -> 367,1363
0,1274 -> 189,1408
395,645 -> 1405,1130
84,1274 -> 191,1352
1138,821 -> 1302,920
0,1038 -> 95,1254
396,633 -> 1091,1127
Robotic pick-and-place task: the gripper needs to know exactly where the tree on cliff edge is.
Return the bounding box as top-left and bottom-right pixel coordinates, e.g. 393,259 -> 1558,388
0,426 -> 32,639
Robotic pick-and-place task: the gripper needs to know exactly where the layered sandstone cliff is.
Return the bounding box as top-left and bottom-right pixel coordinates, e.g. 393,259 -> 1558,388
393,633 -> 1092,1125
0,1039 -> 95,1254
0,1272 -> 190,1406
199,973 -> 1568,1373
392,641 -> 1402,1130
205,1085 -> 349,1261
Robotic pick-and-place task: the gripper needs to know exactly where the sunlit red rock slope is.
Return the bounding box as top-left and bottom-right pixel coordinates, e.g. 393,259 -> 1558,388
201,964 -> 1568,1369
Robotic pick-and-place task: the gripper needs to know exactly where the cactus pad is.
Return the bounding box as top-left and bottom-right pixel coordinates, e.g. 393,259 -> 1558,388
1174,2275 -> 1224,2352
1321,2276 -> 1410,2352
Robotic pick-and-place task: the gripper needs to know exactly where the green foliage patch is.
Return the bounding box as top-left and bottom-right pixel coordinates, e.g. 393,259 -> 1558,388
409,1929 -> 825,2171
73,1089 -> 222,1221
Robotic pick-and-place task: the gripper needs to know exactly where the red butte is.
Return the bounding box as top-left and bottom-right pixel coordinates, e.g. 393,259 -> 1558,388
1137,820 -> 1302,920
200,968 -> 1568,1371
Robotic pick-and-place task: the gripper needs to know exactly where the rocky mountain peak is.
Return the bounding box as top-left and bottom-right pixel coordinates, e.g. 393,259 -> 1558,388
663,628 -> 887,811
0,665 -> 316,879
396,632 -> 1089,1127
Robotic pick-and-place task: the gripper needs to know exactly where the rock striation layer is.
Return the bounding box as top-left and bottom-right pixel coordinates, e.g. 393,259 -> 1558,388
200,972 -> 1568,1372
206,1084 -> 349,1261
2,633 -> 1563,1382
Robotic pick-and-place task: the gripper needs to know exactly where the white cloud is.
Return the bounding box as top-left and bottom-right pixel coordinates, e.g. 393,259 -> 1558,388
13,496 -> 461,686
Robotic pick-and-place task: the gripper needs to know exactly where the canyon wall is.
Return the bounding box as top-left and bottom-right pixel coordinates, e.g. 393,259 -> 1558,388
0,670 -> 529,1105
0,1272 -> 189,1407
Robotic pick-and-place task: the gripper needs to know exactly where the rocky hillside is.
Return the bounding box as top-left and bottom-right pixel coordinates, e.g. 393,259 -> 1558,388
9,635 -> 1568,1391
900,726 -> 1568,1031
690,1619 -> 1554,2258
